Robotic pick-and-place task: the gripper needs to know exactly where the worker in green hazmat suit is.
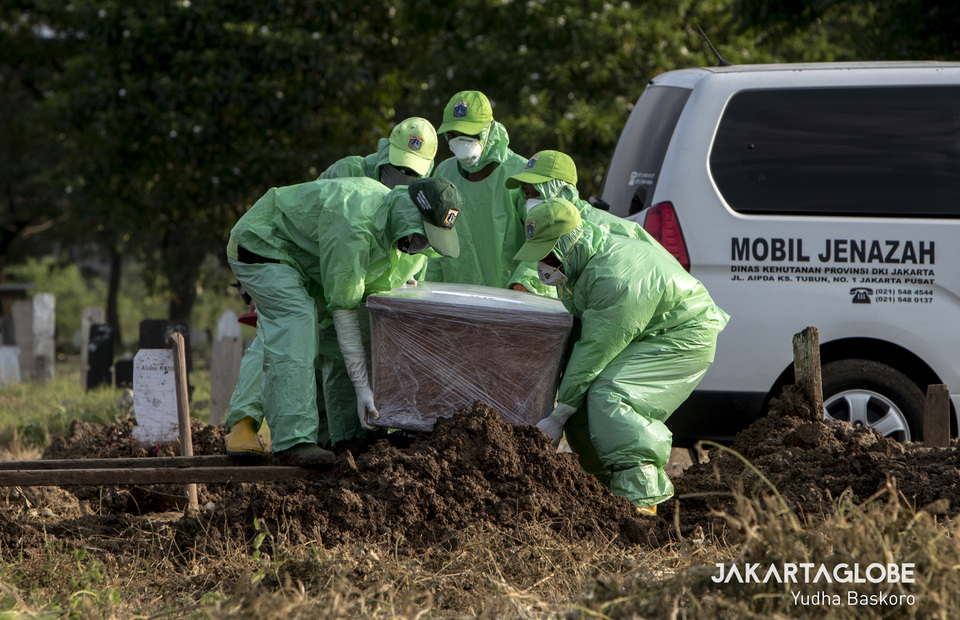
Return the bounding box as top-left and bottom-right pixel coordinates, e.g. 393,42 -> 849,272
506,150 -> 676,260
427,90 -> 548,295
224,118 -> 440,456
318,117 -> 439,186
225,176 -> 463,465
516,198 -> 729,513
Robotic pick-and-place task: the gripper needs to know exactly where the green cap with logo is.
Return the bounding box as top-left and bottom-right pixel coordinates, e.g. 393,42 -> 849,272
408,177 -> 463,258
513,198 -> 582,262
506,150 -> 578,190
437,90 -> 494,136
388,117 -> 438,177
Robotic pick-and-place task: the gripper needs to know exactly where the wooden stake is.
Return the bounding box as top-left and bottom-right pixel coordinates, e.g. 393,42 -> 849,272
923,384 -> 951,448
169,332 -> 200,512
792,326 -> 823,421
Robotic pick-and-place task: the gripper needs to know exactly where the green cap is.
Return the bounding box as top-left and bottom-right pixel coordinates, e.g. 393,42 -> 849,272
513,198 -> 582,263
505,150 -> 578,190
437,91 -> 494,136
388,117 -> 438,176
408,178 -> 463,258
513,198 -> 582,262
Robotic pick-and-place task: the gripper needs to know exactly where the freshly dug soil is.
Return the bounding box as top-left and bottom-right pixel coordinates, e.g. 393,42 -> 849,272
5,403 -> 658,553
5,388 -> 960,555
663,384 -> 960,539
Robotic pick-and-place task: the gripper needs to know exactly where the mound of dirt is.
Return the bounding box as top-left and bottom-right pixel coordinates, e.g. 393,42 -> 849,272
16,403 -> 658,552
200,402 -> 657,550
664,384 -> 960,539
10,387 -> 960,555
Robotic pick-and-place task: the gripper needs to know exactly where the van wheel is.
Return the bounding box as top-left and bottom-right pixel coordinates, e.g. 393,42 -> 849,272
821,359 -> 924,442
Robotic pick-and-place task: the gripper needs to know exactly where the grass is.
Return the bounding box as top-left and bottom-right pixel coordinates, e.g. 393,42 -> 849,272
0,361 -> 958,618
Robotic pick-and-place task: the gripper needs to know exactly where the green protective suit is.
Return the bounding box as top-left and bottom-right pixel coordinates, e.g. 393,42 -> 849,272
317,137 -> 435,182
226,177 -> 430,451
227,142 -> 430,444
532,179 -> 676,258
428,122 -> 550,294
551,220 -> 729,508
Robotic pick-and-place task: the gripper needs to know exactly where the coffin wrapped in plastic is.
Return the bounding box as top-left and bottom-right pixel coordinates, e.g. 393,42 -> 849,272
366,282 -> 574,432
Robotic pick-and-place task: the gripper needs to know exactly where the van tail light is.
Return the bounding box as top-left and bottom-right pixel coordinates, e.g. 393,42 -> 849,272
641,201 -> 690,271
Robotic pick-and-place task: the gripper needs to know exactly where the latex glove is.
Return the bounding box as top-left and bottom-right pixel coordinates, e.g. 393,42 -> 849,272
536,403 -> 577,448
333,310 -> 378,430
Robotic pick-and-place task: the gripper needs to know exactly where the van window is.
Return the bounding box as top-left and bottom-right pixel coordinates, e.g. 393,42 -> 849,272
602,85 -> 691,218
710,86 -> 960,218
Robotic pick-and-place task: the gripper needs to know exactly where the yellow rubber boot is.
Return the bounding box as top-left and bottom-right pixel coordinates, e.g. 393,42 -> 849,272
225,416 -> 265,456
637,505 -> 658,517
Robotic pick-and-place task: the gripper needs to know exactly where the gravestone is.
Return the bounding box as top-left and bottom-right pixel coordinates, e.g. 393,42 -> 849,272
140,319 -> 192,399
86,324 -> 114,390
31,293 -> 55,383
115,359 -> 134,388
81,307 -> 105,388
11,301 -> 33,382
132,349 -> 179,445
0,346 -> 20,384
1,315 -> 13,346
209,310 -> 243,426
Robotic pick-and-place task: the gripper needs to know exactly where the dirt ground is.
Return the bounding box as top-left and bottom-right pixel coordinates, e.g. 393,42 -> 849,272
3,389 -> 960,557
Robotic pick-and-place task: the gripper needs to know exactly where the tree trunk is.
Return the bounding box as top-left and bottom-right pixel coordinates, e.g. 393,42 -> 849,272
168,274 -> 197,326
106,243 -> 123,349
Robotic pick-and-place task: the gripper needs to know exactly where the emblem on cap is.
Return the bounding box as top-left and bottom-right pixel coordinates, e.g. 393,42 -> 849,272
525,221 -> 535,240
408,135 -> 423,151
443,209 -> 459,228
453,102 -> 469,118
525,155 -> 539,170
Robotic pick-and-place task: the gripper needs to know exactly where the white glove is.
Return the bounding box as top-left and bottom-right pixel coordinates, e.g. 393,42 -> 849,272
333,310 -> 378,430
536,403 -> 577,448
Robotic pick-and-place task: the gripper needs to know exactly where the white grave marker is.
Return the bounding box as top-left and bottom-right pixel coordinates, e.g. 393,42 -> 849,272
133,349 -> 180,444
0,346 -> 20,384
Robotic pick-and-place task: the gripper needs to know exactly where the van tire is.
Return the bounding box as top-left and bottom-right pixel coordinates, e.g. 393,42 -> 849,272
821,359 -> 925,442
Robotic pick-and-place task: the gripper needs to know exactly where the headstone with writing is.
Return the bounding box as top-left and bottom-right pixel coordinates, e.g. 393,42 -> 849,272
0,346 -> 20,384
81,307 -> 106,388
140,319 -> 191,371
133,349 -> 179,444
11,300 -> 33,382
32,293 -> 55,383
87,323 -> 114,390
140,319 -> 192,399
210,310 -> 243,426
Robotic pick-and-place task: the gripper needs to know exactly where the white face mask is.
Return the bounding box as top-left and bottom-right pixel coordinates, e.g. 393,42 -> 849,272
449,136 -> 483,167
525,198 -> 543,212
537,261 -> 568,286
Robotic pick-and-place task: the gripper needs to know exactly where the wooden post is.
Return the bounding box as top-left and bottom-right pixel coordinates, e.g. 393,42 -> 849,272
923,384 -> 951,448
792,326 -> 823,421
170,332 -> 200,512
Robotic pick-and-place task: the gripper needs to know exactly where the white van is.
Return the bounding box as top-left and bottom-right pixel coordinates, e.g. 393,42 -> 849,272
600,61 -> 960,446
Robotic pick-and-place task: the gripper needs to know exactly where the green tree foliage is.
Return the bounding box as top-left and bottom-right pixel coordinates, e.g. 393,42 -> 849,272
4,0 -> 870,331
730,0 -> 960,60
0,6 -> 70,276
26,0 -> 405,323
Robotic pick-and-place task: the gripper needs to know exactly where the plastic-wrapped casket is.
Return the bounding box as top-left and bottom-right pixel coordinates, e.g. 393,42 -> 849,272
365,282 -> 574,432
